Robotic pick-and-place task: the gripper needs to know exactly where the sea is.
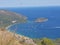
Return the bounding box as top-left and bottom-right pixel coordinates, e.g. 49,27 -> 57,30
2,6 -> 60,39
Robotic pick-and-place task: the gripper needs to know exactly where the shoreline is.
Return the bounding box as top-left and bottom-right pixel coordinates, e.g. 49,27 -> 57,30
5,23 -> 60,39
5,25 -> 12,30
5,23 -> 32,39
5,23 -> 18,30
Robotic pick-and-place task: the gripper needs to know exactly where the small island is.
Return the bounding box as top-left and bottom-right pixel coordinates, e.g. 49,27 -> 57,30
35,17 -> 48,23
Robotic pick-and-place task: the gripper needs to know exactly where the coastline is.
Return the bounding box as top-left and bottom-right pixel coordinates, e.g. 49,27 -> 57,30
5,23 -> 32,38
5,22 -> 27,30
5,25 -> 12,30
5,24 -> 37,45
5,23 -> 18,30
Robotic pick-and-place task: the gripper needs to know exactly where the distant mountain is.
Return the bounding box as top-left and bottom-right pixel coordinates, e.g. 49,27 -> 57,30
0,10 -> 27,27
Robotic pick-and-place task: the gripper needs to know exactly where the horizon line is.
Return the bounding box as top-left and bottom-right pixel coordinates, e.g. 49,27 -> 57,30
0,5 -> 60,8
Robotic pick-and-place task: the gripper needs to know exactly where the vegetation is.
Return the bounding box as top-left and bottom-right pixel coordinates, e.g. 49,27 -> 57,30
0,28 -> 36,45
41,38 -> 55,45
0,10 -> 36,45
0,28 -> 21,45
33,38 -> 55,45
0,10 -> 27,28
0,10 -> 60,45
0,28 -> 59,45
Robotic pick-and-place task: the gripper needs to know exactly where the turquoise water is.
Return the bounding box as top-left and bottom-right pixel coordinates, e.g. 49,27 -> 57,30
8,22 -> 60,39
6,7 -> 60,39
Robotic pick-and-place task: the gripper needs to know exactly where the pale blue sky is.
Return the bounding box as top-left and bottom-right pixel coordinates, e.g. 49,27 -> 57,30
0,0 -> 60,7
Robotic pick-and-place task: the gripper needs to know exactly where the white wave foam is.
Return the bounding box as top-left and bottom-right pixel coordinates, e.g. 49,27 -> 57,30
52,27 -> 60,29
5,25 -> 12,30
55,27 -> 60,28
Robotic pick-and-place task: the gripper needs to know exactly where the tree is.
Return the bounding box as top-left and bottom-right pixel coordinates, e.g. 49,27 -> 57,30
41,38 -> 55,45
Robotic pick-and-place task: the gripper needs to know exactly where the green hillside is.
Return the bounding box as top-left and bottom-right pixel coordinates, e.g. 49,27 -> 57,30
0,10 -> 27,27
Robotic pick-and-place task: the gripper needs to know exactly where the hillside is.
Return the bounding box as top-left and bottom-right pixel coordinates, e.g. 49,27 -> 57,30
0,28 -> 37,45
33,38 -> 60,45
0,28 -> 60,45
0,10 -> 27,27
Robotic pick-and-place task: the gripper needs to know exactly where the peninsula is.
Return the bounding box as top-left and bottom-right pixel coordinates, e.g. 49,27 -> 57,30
0,10 -> 27,27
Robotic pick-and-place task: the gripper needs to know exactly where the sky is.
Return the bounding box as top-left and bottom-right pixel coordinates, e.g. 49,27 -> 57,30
0,0 -> 60,7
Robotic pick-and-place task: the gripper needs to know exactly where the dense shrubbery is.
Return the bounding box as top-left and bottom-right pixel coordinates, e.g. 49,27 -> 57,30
41,38 -> 55,45
33,38 -> 55,45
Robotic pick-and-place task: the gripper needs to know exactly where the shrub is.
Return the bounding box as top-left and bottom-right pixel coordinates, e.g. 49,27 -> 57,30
41,38 -> 55,45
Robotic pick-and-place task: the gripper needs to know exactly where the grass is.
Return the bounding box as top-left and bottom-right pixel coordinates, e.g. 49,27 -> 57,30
0,28 -> 59,45
33,38 -> 55,45
0,28 -> 37,45
0,28 -> 22,45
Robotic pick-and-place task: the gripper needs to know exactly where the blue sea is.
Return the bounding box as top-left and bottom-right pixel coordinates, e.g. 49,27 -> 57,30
4,6 -> 60,39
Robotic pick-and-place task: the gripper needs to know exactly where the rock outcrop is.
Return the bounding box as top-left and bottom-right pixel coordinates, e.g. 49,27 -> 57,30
35,18 -> 48,23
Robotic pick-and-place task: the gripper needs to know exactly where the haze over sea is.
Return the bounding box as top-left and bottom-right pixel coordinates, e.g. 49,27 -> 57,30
3,6 -> 60,39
